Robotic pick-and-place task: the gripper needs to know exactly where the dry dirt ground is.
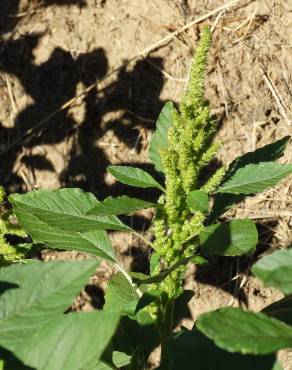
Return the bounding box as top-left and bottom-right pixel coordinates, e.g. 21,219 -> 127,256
0,0 -> 292,368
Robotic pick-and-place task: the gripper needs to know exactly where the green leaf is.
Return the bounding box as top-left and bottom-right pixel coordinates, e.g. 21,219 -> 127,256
196,307 -> 292,355
114,315 -> 159,368
16,311 -> 120,370
200,219 -> 258,256
108,166 -> 164,191
150,252 -> 160,275
209,136 -> 291,222
148,101 -> 174,173
86,352 -> 131,370
168,328 -> 281,370
227,136 -> 290,178
217,162 -> 292,194
104,274 -> 159,367
135,290 -> 162,313
133,253 -> 201,285
0,259 -> 98,351
104,272 -> 139,315
10,188 -> 129,232
263,296 -> 292,326
187,190 -> 209,214
87,195 -> 155,216
252,248 -> 292,295
11,205 -> 116,261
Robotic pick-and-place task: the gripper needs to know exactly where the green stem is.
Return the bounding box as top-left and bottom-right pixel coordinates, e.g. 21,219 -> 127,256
160,298 -> 174,369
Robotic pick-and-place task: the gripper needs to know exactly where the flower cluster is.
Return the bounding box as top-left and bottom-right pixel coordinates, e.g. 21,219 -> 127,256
152,26 -> 226,297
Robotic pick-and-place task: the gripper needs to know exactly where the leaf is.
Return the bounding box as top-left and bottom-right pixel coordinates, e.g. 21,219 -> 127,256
252,248 -> 292,295
200,219 -> 258,256
104,272 -> 140,315
114,315 -> 159,368
263,296 -> 292,326
133,253 -> 200,285
196,307 -> 292,355
104,274 -> 159,367
87,195 -> 155,216
167,328 -> 281,370
209,136 -> 290,222
10,188 -> 129,232
15,311 -> 120,370
216,162 -> 292,194
226,136 -> 290,178
148,101 -> 174,173
108,166 -> 164,191
11,206 -> 116,261
135,290 -> 162,313
187,190 -> 209,214
86,352 -> 131,370
0,259 -> 99,351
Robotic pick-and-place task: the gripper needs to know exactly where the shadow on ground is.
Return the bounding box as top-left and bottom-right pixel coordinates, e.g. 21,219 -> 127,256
0,0 -> 165,199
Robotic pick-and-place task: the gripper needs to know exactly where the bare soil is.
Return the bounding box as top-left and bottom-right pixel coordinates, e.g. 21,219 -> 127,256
0,0 -> 292,368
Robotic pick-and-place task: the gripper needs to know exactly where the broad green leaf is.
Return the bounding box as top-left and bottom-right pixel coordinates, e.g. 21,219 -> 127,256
217,162 -> 292,194
196,307 -> 292,355
168,328 -> 280,370
104,272 -> 139,315
15,311 -> 120,370
87,195 -> 155,216
108,166 -> 164,191
11,206 -> 116,261
0,260 -> 98,351
10,188 -> 129,232
187,190 -> 209,214
209,136 -> 291,222
263,296 -> 292,326
200,219 -> 258,256
252,248 -> 292,295
148,101 -> 174,173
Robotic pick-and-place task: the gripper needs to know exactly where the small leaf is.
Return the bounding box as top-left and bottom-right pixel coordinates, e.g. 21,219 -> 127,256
252,248 -> 292,295
217,162 -> 292,194
0,260 -> 99,351
87,196 -> 155,216
10,188 -> 130,232
187,190 -> 209,214
135,291 -> 162,313
168,328 -> 280,370
104,272 -> 139,315
108,166 -> 164,191
196,307 -> 292,355
150,252 -> 160,276
263,296 -> 292,326
149,101 -> 174,173
200,219 -> 258,256
87,352 -> 131,370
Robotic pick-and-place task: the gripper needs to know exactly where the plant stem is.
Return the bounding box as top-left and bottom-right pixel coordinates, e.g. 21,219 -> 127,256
160,298 -> 174,369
